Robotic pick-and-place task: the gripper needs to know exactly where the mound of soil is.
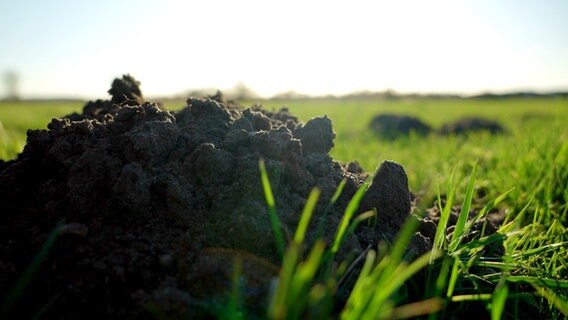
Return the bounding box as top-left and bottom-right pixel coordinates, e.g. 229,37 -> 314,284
369,114 -> 431,139
439,117 -> 505,135
0,76 -> 432,318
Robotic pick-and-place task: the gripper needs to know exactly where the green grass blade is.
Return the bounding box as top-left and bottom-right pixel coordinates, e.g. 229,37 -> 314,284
533,284 -> 568,316
452,232 -> 508,256
432,169 -> 456,261
464,186 -> 516,237
451,294 -> 493,302
491,282 -> 509,320
449,163 -> 477,252
294,188 -> 320,244
428,256 -> 452,303
331,178 -> 347,204
492,186 -> 516,207
287,240 -> 326,318
259,159 -> 285,258
343,210 -> 376,246
446,258 -> 460,298
332,182 -> 368,254
227,257 -> 244,320
365,251 -> 439,318
316,179 -> 347,240
505,276 -> 568,289
391,298 -> 444,320
512,241 -> 567,258
341,249 -> 377,319
268,243 -> 300,319
501,193 -> 535,231
381,215 -> 421,278
0,221 -> 63,318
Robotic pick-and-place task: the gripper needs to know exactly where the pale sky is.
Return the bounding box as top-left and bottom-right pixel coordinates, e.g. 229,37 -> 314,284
0,0 -> 567,99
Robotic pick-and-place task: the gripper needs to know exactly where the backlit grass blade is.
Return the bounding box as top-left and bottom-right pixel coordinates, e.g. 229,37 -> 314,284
380,215 -> 422,278
451,294 -> 493,302
343,210 -> 376,244
533,284 -> 568,316
259,159 -> 285,258
294,188 -> 320,243
452,232 -> 508,256
491,281 -> 509,320
331,178 -> 347,203
465,186 -> 516,236
342,217 -> 438,319
269,243 -> 300,319
428,255 -> 452,302
391,298 -> 444,320
0,221 -> 63,319
512,241 -> 567,258
501,193 -> 535,231
268,240 -> 327,320
431,169 -> 456,262
364,251 -> 439,318
449,163 -> 477,252
340,250 -> 375,320
504,276 -> 568,289
446,257 -> 460,298
316,178 -> 347,240
332,182 -> 368,254
287,240 -> 326,319
224,257 -> 244,320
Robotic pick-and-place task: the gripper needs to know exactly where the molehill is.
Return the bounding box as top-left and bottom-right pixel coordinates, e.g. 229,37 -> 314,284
0,75 -> 434,318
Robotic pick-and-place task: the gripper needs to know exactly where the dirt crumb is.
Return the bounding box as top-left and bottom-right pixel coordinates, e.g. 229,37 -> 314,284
369,114 -> 431,139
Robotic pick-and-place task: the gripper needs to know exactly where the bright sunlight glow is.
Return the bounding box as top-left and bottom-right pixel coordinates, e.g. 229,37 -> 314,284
0,0 -> 567,98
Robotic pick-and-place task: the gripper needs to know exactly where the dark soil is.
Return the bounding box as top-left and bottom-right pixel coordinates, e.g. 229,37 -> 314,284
0,76 -> 436,318
439,117 -> 505,135
369,114 -> 432,139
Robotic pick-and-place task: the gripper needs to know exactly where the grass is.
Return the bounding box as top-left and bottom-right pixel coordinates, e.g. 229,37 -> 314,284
1,96 -> 567,318
0,100 -> 82,159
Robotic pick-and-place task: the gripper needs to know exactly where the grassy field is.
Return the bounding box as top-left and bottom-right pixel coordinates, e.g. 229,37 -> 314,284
1,97 -> 567,318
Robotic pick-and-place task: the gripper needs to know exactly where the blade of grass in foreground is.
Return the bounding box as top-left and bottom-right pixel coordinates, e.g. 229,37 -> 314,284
259,159 -> 285,258
332,183 -> 368,254
533,284 -> 568,316
315,178 -> 347,240
391,298 -> 444,320
226,257 -> 244,320
268,184 -> 325,320
269,243 -> 301,319
431,169 -> 456,262
0,221 -> 63,319
294,188 -> 321,244
449,163 -> 477,252
342,216 -> 438,319
268,241 -> 327,319
491,280 -> 509,320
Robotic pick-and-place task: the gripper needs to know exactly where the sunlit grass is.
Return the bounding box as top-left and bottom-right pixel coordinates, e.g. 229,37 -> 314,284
258,160 -> 567,319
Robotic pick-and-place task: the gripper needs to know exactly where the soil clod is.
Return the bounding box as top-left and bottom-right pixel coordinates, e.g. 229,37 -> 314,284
439,117 -> 505,135
369,114 -> 431,139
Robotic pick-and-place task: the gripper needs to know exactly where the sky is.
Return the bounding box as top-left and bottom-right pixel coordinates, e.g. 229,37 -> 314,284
0,0 -> 567,99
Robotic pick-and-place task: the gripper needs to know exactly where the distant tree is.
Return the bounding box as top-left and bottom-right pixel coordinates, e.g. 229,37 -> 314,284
230,82 -> 258,101
3,71 -> 20,101
270,90 -> 310,100
383,89 -> 398,100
